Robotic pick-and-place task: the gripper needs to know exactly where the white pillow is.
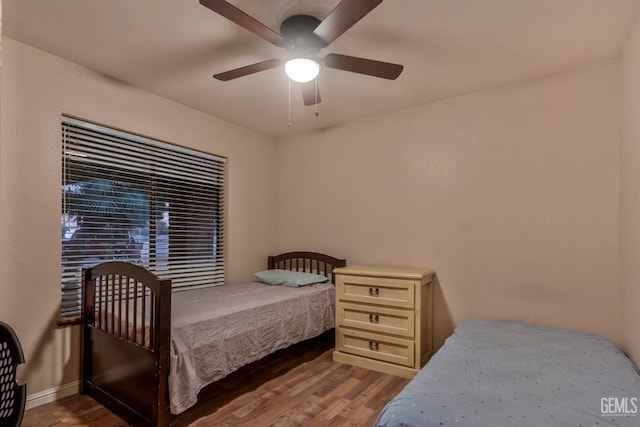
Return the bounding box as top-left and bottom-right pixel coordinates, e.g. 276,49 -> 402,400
254,269 -> 329,287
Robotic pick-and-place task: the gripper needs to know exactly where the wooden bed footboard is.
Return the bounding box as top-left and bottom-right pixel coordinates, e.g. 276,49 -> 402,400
81,261 -> 172,426
81,252 -> 345,426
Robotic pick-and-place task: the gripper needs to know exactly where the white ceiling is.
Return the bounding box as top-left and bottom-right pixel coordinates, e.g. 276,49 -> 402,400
4,0 -> 640,138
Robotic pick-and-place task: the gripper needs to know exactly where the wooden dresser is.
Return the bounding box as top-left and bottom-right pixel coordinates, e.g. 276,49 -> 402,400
332,265 -> 435,378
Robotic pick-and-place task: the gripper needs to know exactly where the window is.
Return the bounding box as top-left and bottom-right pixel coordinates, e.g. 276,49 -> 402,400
61,116 -> 226,322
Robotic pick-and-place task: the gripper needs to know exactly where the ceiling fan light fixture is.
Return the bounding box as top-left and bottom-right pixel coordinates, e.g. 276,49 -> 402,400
285,58 -> 319,83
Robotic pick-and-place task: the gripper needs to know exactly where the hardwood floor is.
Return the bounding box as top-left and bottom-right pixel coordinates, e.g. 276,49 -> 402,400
22,337 -> 409,426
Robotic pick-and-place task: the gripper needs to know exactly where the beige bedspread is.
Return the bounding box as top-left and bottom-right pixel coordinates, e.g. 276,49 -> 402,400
168,281 -> 335,414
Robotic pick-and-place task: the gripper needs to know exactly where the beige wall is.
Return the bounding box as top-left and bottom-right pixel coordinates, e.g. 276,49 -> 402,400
0,38 -> 277,396
620,14 -> 640,366
275,61 -> 620,350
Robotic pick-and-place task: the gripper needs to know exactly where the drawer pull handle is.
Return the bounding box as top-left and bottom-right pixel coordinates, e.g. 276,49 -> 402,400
369,314 -> 379,324
368,341 -> 379,351
368,287 -> 380,297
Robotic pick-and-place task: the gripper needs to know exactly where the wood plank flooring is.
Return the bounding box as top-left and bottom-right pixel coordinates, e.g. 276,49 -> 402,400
22,336 -> 409,426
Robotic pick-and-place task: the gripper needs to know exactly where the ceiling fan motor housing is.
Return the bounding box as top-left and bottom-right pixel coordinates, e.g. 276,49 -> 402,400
280,15 -> 325,57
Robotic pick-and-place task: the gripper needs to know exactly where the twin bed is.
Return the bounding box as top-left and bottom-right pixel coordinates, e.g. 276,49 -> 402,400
80,251 -> 345,426
375,319 -> 640,427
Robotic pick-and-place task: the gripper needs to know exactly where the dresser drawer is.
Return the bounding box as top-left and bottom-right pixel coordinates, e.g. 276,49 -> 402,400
337,302 -> 415,338
336,328 -> 415,368
336,276 -> 415,308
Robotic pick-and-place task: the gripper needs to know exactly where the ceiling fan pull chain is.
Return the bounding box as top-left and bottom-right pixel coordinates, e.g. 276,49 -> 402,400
314,78 -> 319,118
288,78 -> 293,128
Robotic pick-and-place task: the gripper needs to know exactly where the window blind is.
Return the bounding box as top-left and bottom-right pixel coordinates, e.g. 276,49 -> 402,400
61,116 -> 226,320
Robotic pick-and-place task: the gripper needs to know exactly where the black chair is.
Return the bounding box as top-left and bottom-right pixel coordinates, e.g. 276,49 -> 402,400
0,321 -> 26,427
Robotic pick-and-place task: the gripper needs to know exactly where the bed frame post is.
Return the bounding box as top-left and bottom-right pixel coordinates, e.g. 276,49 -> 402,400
155,278 -> 172,427
80,268 -> 95,396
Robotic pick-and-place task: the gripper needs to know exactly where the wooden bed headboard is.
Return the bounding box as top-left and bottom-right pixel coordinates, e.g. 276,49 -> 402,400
267,251 -> 346,283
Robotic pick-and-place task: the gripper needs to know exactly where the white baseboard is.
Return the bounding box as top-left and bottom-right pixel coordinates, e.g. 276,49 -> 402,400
25,381 -> 79,410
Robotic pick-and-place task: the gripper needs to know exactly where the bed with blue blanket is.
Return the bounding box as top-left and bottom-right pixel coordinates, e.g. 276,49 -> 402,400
375,319 -> 640,427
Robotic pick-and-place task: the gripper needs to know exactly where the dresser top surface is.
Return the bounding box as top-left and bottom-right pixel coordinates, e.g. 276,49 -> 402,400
333,265 -> 435,280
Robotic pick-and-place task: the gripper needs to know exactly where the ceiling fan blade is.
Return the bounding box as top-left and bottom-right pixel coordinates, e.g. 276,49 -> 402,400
213,59 -> 283,81
323,53 -> 403,80
199,0 -> 285,47
313,0 -> 382,46
301,81 -> 321,106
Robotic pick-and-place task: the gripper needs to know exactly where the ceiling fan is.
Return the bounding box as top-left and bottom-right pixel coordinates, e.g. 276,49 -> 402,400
200,0 -> 404,106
